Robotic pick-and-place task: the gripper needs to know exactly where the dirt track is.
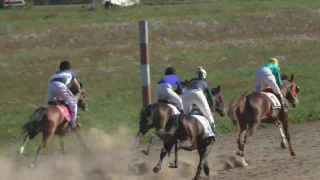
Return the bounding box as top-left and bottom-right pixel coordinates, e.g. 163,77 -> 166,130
1,122 -> 320,180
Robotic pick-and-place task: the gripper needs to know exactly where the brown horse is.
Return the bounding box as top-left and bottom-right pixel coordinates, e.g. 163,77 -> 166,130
228,74 -> 298,166
19,83 -> 89,168
137,85 -> 225,156
153,113 -> 215,180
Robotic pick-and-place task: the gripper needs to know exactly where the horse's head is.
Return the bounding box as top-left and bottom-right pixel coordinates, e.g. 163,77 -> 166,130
281,74 -> 299,108
70,82 -> 88,111
139,104 -> 157,135
211,85 -> 225,117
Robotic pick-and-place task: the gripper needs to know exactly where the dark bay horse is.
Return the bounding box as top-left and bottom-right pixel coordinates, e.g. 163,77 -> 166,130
228,74 -> 298,166
154,114 -> 215,180
19,83 -> 90,167
137,85 -> 224,156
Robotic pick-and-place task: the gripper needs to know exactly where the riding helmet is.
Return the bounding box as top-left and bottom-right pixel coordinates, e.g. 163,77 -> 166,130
59,61 -> 71,70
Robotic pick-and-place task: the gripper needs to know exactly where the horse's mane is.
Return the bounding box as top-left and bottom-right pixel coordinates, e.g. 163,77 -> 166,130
281,74 -> 288,80
69,82 -> 83,95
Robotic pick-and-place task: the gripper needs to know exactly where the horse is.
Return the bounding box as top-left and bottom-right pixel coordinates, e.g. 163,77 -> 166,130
228,74 -> 298,166
137,84 -> 224,156
153,113 -> 215,180
19,82 -> 89,168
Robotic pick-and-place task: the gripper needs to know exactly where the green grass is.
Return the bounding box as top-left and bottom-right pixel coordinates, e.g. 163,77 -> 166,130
0,0 -> 320,155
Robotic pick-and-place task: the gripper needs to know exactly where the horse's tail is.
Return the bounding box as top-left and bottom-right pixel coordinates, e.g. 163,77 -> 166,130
155,114 -> 179,141
156,131 -> 174,141
23,107 -> 47,140
238,95 -> 247,115
228,93 -> 250,132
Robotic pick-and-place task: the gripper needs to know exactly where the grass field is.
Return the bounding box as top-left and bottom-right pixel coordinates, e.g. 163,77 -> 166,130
0,0 -> 320,156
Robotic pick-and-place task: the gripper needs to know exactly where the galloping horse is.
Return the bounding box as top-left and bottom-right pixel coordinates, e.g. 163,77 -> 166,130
154,113 -> 215,180
228,74 -> 298,166
137,84 -> 224,156
19,83 -> 89,167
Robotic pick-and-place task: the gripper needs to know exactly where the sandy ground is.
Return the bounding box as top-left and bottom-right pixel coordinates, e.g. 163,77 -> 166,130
1,121 -> 320,180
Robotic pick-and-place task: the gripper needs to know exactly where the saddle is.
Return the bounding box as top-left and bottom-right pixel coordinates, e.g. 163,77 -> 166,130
158,98 -> 179,108
260,88 -> 282,109
48,100 -> 71,112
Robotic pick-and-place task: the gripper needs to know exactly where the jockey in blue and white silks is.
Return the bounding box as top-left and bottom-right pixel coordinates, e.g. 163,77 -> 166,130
155,67 -> 184,112
46,61 -> 82,129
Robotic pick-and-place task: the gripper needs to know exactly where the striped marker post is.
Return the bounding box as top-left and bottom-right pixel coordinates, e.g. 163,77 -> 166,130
139,20 -> 151,108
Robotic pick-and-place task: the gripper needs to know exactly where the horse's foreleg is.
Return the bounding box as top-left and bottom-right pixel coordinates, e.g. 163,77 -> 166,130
19,134 -> 29,154
141,134 -> 155,156
278,123 -> 287,149
235,129 -> 248,166
281,114 -> 296,156
74,127 -> 92,155
59,135 -> 66,154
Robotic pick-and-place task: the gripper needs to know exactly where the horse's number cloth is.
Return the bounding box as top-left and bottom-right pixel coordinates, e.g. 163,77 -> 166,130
57,105 -> 71,121
260,92 -> 282,109
167,104 -> 180,115
191,115 -> 214,137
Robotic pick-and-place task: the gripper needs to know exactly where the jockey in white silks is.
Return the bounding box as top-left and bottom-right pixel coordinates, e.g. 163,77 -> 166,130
155,67 -> 184,113
182,66 -> 217,140
46,61 -> 82,129
254,58 -> 290,112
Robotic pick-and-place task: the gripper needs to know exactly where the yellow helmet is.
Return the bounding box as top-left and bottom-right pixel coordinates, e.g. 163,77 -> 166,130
197,66 -> 207,79
268,58 -> 278,66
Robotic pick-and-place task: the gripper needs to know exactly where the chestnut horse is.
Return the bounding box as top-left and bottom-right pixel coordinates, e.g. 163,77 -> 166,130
137,85 -> 224,156
154,113 -> 215,180
20,83 -> 89,167
228,74 -> 298,166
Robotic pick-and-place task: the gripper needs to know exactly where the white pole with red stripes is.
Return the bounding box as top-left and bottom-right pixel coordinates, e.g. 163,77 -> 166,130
139,20 -> 151,108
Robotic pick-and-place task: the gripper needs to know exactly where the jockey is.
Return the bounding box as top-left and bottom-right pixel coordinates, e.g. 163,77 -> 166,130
155,67 -> 184,113
182,66 -> 216,139
46,61 -> 82,129
254,58 -> 290,112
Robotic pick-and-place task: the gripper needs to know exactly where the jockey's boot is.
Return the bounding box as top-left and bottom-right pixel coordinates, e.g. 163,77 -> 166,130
210,123 -> 217,141
69,121 -> 78,129
275,94 -> 290,112
178,109 -> 184,114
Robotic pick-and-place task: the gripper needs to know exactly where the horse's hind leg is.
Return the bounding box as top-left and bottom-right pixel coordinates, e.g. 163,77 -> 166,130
281,113 -> 296,156
141,134 -> 155,156
194,140 -> 214,180
30,133 -> 53,168
153,141 -> 175,173
19,134 -> 29,154
235,129 -> 248,166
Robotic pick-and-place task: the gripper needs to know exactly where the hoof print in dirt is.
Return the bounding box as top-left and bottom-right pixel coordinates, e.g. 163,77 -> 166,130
128,162 -> 149,175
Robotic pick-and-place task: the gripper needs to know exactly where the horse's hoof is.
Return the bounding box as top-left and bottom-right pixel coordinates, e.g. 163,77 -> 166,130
19,147 -> 25,154
140,149 -> 149,156
291,151 -> 297,156
168,163 -> 177,168
204,165 -> 210,176
193,176 -> 200,180
29,164 -> 35,168
153,166 -> 160,173
281,141 -> 287,149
